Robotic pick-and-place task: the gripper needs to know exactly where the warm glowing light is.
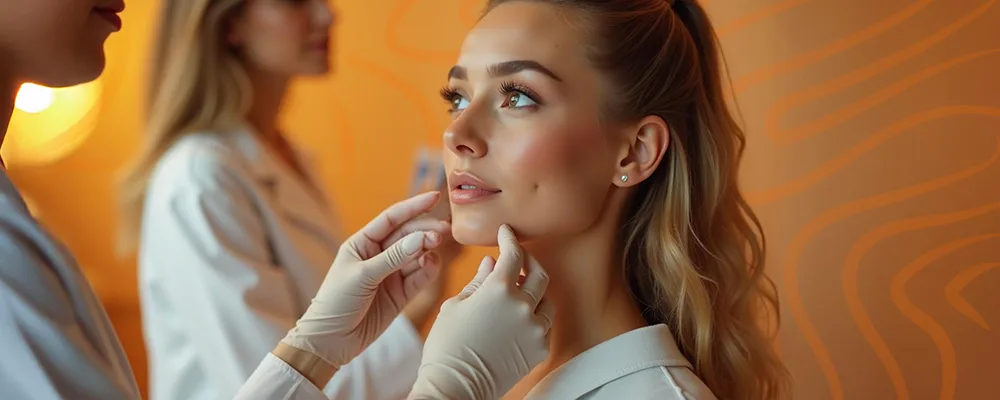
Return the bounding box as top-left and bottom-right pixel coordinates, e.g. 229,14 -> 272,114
14,83 -> 55,114
4,80 -> 103,166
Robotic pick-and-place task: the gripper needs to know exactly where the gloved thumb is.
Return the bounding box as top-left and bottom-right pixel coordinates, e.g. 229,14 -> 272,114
363,231 -> 439,283
457,256 -> 495,300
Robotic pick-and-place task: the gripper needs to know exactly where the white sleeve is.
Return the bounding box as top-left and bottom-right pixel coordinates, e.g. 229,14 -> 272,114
236,323 -> 423,400
323,316 -> 424,399
0,223 -> 139,400
141,155 -> 299,398
234,353 -> 329,400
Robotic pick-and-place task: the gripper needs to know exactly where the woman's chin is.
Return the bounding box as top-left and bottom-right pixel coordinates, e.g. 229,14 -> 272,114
451,224 -> 501,247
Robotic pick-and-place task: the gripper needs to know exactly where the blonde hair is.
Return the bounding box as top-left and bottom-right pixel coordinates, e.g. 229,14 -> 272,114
485,0 -> 790,398
116,0 -> 250,254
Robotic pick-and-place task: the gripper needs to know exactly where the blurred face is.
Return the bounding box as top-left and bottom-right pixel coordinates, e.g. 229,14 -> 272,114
229,0 -> 335,76
442,2 -> 622,246
0,0 -> 124,87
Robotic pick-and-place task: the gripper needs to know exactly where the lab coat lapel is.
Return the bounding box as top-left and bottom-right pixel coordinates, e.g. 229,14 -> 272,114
0,170 -> 138,394
228,128 -> 339,248
59,246 -> 138,390
525,324 -> 693,400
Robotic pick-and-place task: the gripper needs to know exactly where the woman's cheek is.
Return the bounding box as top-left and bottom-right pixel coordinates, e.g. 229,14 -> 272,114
504,125 -> 588,182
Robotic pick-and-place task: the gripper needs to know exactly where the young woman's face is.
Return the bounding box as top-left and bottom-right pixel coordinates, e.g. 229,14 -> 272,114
442,2 -> 623,246
230,0 -> 335,76
0,0 -> 124,87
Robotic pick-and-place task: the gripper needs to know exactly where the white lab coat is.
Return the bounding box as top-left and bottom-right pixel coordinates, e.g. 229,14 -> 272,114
0,167 -> 332,400
525,324 -> 717,400
138,127 -> 423,400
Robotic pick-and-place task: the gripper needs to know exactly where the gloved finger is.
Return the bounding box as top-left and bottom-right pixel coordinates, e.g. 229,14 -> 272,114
402,252 -> 442,299
381,218 -> 451,250
534,297 -> 555,334
518,255 -> 548,308
362,230 -> 442,283
489,224 -> 525,284
457,256 -> 495,300
344,192 -> 441,260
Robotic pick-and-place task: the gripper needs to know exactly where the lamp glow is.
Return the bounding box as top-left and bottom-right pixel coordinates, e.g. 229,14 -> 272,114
4,79 -> 103,166
14,83 -> 55,114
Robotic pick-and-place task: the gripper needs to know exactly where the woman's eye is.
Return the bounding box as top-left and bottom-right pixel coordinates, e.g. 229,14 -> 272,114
452,97 -> 470,111
503,92 -> 537,109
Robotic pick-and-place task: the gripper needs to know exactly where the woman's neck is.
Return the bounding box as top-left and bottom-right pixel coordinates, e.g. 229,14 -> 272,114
245,68 -> 290,143
516,208 -> 649,388
243,69 -> 312,182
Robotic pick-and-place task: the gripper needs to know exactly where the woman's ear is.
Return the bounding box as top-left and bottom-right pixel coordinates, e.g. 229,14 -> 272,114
613,115 -> 669,187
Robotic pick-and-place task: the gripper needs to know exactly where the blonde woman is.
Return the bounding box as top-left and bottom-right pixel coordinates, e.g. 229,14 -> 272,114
433,0 -> 790,398
117,1 -> 457,399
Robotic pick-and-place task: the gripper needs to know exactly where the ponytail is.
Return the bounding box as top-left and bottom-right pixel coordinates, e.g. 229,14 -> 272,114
658,3 -> 788,398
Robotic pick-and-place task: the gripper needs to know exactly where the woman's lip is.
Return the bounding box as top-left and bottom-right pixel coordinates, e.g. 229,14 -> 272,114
313,38 -> 330,52
94,9 -> 122,31
449,171 -> 500,192
450,187 -> 501,205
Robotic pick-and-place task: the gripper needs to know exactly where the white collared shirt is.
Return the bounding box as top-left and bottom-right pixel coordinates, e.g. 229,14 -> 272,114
139,128 -> 423,400
526,324 -> 718,400
0,167 -> 333,400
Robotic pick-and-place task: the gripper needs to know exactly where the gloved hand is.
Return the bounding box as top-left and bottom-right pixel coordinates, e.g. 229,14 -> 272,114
400,228 -> 464,330
280,192 -> 450,369
408,224 -> 555,400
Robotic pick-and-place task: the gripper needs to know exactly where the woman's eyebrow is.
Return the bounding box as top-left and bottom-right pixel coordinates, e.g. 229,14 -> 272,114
447,60 -> 562,82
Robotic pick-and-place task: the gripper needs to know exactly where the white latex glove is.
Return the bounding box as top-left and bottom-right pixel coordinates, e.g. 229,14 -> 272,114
280,192 -> 449,369
408,224 -> 555,400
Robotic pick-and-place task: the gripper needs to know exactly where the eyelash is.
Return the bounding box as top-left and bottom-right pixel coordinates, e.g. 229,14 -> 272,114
438,82 -> 543,114
498,81 -> 543,107
439,87 -> 461,103
439,87 -> 463,114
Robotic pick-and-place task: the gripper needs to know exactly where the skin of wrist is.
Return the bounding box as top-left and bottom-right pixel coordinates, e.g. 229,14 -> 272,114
272,341 -> 338,389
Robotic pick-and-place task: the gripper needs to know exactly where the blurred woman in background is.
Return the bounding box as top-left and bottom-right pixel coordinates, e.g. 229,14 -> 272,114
117,1 -> 458,399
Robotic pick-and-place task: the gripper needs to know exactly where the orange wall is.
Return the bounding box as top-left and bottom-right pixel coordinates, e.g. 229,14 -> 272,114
5,1 -> 999,398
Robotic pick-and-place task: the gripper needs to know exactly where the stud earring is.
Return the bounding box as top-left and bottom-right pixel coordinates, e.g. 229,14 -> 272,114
620,174 -> 629,183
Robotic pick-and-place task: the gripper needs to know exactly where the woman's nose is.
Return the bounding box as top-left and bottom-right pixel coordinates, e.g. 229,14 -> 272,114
444,122 -> 487,158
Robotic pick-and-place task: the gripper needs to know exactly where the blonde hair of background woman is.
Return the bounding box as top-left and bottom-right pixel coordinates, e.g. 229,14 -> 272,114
482,0 -> 791,398
117,0 -> 249,254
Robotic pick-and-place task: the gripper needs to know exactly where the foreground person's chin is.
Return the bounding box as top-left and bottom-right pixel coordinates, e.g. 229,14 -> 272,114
32,56 -> 105,88
451,225 -> 501,247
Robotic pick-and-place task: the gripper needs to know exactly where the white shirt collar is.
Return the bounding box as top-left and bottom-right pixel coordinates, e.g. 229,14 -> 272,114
526,324 -> 693,399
